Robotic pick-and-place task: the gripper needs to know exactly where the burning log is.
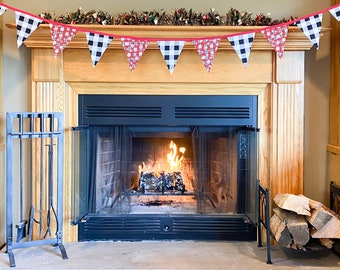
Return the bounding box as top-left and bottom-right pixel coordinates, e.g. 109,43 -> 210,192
270,194 -> 340,251
139,171 -> 186,194
173,171 -> 186,193
139,172 -> 160,193
138,140 -> 186,194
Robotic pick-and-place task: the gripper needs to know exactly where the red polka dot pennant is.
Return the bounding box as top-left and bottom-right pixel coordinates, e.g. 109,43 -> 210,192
261,25 -> 288,58
121,37 -> 149,71
50,24 -> 77,57
192,38 -> 220,72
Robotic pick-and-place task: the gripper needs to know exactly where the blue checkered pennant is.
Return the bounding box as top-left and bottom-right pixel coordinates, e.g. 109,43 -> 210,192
0,5 -> 8,16
157,41 -> 186,74
86,32 -> 114,66
228,33 -> 255,67
15,11 -> 42,48
296,13 -> 323,49
329,6 -> 340,22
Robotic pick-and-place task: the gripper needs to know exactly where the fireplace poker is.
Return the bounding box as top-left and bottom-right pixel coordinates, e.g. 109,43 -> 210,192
16,114 -> 27,242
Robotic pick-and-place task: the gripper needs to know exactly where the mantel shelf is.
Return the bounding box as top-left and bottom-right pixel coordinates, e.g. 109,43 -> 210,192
6,23 -> 329,51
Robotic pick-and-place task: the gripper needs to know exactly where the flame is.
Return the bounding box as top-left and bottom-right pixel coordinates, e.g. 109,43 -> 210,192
138,162 -> 146,175
167,140 -> 186,171
138,140 -> 186,174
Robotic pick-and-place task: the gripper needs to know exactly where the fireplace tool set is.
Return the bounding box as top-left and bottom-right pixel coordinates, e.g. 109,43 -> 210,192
2,112 -> 68,267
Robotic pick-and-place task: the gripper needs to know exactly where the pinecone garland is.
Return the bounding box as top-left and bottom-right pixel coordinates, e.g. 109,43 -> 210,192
226,8 -> 249,26
39,7 -> 295,26
159,12 -> 174,25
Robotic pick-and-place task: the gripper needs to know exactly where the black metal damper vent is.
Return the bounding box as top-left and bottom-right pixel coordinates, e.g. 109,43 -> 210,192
175,107 -> 250,119
78,95 -> 257,127
85,106 -> 162,119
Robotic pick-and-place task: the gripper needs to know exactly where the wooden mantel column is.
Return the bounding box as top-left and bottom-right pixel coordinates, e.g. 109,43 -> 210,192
13,24 -> 318,242
272,52 -> 305,197
328,0 -> 340,184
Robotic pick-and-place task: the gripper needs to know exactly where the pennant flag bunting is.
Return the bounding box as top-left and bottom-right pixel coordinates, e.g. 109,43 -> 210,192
157,41 -> 185,74
329,6 -> 340,21
4,3 -> 340,70
15,12 -> 42,48
192,38 -> 220,72
121,38 -> 149,71
0,5 -> 8,16
261,25 -> 288,58
296,14 -> 323,49
50,24 -> 77,57
228,33 -> 255,67
86,32 -> 114,66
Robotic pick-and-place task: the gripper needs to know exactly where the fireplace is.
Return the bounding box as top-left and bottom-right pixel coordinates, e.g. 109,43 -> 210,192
14,24 -> 315,241
71,94 -> 259,241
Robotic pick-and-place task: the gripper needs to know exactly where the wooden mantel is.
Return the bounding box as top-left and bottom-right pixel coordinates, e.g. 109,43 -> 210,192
9,24 -> 322,242
17,24 -> 314,50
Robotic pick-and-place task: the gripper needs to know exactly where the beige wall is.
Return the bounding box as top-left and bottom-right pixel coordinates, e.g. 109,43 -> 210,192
0,0 -> 332,242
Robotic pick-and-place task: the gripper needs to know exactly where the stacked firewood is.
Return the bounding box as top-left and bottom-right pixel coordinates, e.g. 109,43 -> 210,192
270,194 -> 340,250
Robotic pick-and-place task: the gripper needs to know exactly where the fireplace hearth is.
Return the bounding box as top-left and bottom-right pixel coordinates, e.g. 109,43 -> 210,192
71,94 -> 259,241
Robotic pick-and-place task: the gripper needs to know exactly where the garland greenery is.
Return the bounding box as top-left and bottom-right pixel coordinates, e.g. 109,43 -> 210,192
39,7 -> 296,26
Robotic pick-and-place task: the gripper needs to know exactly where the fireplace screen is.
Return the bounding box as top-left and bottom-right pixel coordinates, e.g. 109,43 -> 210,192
71,125 -> 258,222
71,94 -> 258,241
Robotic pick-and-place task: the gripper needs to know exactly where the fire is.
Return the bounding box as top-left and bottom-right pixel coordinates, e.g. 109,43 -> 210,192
167,140 -> 186,171
138,140 -> 187,194
138,140 -> 186,174
138,162 -> 146,176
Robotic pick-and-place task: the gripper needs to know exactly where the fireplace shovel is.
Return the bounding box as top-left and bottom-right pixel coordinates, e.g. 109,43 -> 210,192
16,115 -> 27,242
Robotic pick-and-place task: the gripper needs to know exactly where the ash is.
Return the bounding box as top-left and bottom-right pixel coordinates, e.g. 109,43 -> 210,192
137,199 -> 182,207
130,195 -> 197,214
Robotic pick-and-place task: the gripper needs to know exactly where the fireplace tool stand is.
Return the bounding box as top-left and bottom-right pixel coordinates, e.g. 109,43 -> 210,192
3,112 -> 68,267
257,180 -> 272,264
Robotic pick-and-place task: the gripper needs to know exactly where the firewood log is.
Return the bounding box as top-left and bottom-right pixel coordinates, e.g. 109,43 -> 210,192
273,193 -> 311,216
318,238 -> 334,249
270,213 -> 292,248
306,197 -> 324,210
306,206 -> 333,230
273,207 -> 310,247
304,199 -> 340,239
310,215 -> 340,239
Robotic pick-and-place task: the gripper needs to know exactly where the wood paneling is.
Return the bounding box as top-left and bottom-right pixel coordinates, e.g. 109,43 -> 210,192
271,83 -> 304,196
0,0 -> 3,149
63,49 -> 272,83
329,0 -> 340,147
32,49 -> 60,81
276,51 -> 304,84
328,0 -> 340,187
27,26 -> 311,242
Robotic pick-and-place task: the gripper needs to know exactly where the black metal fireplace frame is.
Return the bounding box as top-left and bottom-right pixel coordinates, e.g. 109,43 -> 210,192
73,94 -> 259,241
